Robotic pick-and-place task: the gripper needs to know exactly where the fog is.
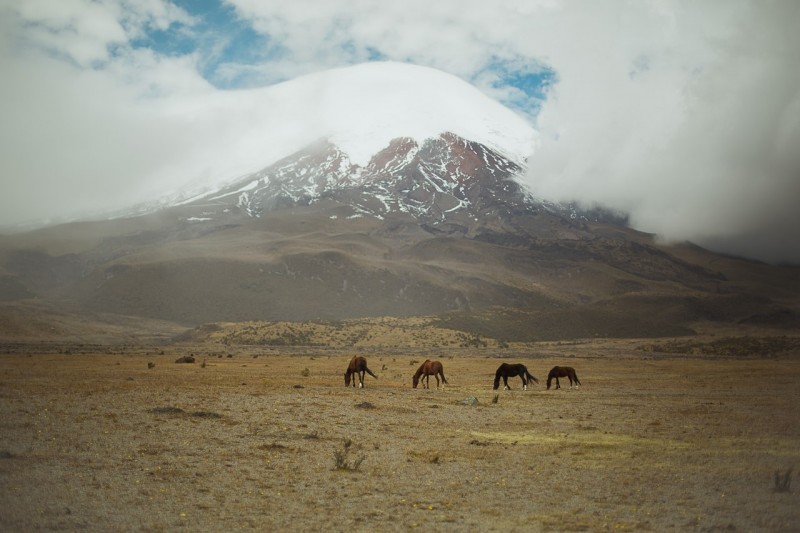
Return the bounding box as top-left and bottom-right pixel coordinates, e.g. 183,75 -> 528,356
523,1 -> 800,264
1,0 -> 798,263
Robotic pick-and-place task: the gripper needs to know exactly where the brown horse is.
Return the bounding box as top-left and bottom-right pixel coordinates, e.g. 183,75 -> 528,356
344,356 -> 378,388
412,360 -> 448,389
493,363 -> 538,390
547,366 -> 581,390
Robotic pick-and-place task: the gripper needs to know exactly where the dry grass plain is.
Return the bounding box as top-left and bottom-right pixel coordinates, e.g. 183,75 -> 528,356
1,340 -> 799,531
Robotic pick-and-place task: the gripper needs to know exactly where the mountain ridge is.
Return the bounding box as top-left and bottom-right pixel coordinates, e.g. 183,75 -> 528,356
0,63 -> 797,341
2,128 -> 795,336
171,130 -> 614,236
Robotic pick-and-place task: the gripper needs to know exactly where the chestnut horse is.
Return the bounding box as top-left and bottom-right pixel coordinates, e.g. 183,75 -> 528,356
547,366 -> 581,390
493,363 -> 538,390
412,360 -> 448,389
344,356 -> 378,388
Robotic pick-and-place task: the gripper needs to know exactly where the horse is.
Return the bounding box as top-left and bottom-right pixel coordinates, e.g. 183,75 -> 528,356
493,363 -> 538,390
344,356 -> 378,388
412,360 -> 448,389
547,366 -> 581,390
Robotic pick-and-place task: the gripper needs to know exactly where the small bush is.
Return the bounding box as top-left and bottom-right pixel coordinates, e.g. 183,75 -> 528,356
333,439 -> 365,471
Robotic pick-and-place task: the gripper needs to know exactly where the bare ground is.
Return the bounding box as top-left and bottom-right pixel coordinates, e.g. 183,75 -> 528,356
1,342 -> 799,531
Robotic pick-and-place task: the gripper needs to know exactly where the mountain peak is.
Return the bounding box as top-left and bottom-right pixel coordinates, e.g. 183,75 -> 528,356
184,131 -> 533,225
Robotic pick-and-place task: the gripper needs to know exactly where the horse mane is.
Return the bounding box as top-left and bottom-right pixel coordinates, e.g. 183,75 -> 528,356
493,364 -> 506,389
546,366 -> 557,388
413,360 -> 431,380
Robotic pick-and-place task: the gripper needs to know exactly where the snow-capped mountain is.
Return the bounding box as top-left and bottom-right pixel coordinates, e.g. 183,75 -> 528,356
8,62 -> 540,229
164,61 -> 537,203
157,62 -> 548,226
2,62 -> 795,335
183,130 -> 533,225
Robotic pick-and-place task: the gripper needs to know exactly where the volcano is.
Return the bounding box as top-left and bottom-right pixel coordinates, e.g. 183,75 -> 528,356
0,63 -> 798,342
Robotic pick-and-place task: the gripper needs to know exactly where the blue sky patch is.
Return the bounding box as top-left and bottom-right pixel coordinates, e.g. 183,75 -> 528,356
132,0 -> 282,88
128,1 -> 555,115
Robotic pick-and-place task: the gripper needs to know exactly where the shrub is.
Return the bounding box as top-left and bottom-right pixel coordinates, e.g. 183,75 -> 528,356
333,439 -> 365,471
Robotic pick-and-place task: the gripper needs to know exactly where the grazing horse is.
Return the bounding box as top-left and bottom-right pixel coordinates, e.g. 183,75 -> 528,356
412,360 -> 448,389
344,356 -> 378,388
547,366 -> 581,390
493,363 -> 538,390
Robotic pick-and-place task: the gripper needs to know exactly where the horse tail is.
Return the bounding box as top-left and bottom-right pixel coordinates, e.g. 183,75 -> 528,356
573,369 -> 581,385
365,366 -> 378,379
526,370 -> 539,384
440,370 -> 448,384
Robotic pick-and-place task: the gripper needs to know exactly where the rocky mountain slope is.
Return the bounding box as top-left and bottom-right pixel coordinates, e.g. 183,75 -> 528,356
1,131 -> 797,341
181,131 -> 553,225
0,62 -> 798,342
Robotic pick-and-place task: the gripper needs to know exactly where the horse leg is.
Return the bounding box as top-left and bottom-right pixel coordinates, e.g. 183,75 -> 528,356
522,376 -> 528,391
555,376 -> 561,390
359,370 -> 365,388
503,376 -> 510,390
435,374 -> 440,389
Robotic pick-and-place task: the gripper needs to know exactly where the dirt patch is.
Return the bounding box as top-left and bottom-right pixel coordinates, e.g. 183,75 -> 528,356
0,347 -> 798,531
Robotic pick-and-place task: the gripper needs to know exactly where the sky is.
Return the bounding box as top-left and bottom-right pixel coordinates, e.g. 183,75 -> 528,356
0,0 -> 798,264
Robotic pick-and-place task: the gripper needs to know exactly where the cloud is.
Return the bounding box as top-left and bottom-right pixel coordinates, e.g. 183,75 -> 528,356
0,1 -> 242,225
521,1 -> 800,263
220,0 -> 553,93
0,0 -> 798,264
199,0 -> 800,263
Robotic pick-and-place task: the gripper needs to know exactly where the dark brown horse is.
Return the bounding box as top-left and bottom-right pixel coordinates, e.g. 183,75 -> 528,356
493,363 -> 538,390
412,360 -> 448,389
547,366 -> 581,390
344,356 -> 378,388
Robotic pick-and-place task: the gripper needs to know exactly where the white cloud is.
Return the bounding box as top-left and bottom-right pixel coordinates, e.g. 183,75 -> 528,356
14,0 -> 127,66
522,1 -> 800,263
0,0 -> 798,263
0,1 -> 221,224
222,0 -> 548,81
222,0 -> 800,262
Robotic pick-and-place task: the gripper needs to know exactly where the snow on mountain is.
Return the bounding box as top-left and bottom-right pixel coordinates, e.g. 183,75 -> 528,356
175,61 -> 537,197
181,129 -> 536,227
99,62 -> 540,225
307,62 -> 537,166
